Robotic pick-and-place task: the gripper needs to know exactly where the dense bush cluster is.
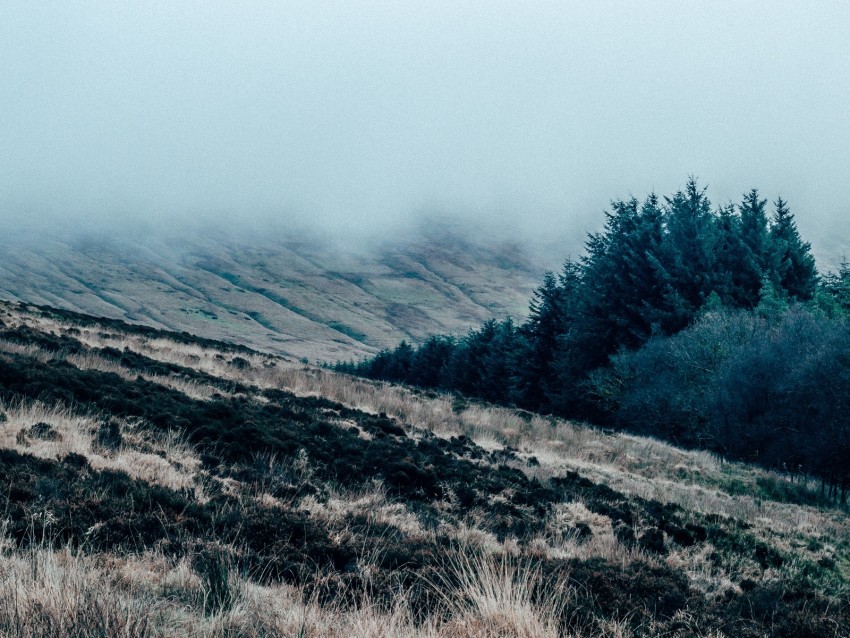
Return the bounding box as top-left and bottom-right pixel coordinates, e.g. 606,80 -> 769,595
596,307 -> 850,497
338,179 -> 850,494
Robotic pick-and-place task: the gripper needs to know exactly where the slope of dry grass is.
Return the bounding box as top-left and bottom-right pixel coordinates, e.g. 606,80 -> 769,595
1,300 -> 848,637
2,538 -> 660,638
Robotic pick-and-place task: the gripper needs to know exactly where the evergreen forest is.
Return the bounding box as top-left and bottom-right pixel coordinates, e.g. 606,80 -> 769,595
337,179 -> 850,499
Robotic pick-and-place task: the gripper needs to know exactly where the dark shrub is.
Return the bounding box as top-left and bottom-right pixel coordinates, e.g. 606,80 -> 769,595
96,418 -> 123,451
193,547 -> 234,615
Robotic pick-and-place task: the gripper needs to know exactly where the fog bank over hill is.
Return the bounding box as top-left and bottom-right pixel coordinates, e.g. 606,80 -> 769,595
0,220 -> 558,361
3,1 -> 849,357
2,3 -> 849,267
1,189 -> 845,362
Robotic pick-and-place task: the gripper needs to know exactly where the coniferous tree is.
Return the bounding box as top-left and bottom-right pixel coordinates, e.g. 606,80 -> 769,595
547,260 -> 591,413
769,198 -> 818,301
580,196 -> 670,351
736,189 -> 772,306
823,258 -> 850,315
658,177 -> 718,330
712,204 -> 752,308
633,194 -> 676,331
443,321 -> 493,396
339,178 -> 839,454
479,317 -> 519,402
409,335 -> 455,387
756,277 -> 790,320
443,318 -> 518,401
380,340 -> 414,382
512,270 -> 572,410
578,198 -> 641,356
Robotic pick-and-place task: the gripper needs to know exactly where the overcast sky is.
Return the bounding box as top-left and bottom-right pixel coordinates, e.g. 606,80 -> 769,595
1,1 -> 848,250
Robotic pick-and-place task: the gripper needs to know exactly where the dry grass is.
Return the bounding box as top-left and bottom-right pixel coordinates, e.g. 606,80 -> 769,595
0,336 -> 228,402
257,367 -> 849,542
0,339 -> 52,363
432,552 -> 568,638
67,351 -> 229,401
10,303 -> 849,542
0,533 -> 636,638
299,480 -> 428,541
0,542 -> 162,638
3,302 -> 849,632
0,399 -> 202,495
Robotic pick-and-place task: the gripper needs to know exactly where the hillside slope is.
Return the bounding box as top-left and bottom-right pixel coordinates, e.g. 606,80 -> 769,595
0,300 -> 848,637
0,225 -> 546,361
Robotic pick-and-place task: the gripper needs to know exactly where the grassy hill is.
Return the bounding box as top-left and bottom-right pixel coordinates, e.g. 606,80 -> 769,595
0,224 -> 547,362
0,300 -> 848,637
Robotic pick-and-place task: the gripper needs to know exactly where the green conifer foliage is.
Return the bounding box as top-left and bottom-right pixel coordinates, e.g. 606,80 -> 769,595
769,198 -> 818,301
342,178 -> 835,434
821,258 -> 850,315
659,177 -> 719,328
712,204 -> 752,308
736,189 -> 772,306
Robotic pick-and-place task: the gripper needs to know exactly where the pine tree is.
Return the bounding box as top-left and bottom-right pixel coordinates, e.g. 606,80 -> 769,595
578,198 -> 641,351
739,190 -> 771,263
382,340 -> 414,382
756,277 -> 789,320
512,270 -> 572,410
479,318 -> 519,402
712,203 -> 752,307
658,177 -> 718,328
736,189 -> 771,306
769,198 -> 818,301
410,335 -> 455,387
444,318 -> 518,401
617,195 -> 671,344
822,258 -> 850,315
577,195 -> 673,352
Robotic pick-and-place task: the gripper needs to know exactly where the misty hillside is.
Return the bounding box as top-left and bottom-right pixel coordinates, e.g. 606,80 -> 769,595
5,2 -> 850,635
1,300 -> 848,637
0,226 -> 548,361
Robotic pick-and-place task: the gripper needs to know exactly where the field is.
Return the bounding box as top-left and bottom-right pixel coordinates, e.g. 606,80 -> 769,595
0,300 -> 848,637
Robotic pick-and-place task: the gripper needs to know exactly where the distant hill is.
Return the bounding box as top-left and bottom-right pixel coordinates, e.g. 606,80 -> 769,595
0,224 -> 553,361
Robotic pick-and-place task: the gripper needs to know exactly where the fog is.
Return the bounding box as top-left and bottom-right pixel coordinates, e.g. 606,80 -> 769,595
1,1 -> 849,257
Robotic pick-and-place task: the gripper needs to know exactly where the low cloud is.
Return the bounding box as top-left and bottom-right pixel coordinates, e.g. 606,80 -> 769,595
1,2 -> 847,265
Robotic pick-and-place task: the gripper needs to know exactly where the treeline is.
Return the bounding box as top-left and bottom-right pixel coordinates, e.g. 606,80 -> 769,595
336,179 -> 850,496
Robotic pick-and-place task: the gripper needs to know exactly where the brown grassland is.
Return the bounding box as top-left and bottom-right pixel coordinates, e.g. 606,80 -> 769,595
0,301 -> 848,637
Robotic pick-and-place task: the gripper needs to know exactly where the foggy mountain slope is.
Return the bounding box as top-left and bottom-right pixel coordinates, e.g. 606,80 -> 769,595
0,228 -> 547,361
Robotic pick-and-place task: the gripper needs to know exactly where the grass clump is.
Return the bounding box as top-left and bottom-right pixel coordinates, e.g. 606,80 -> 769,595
194,547 -> 235,615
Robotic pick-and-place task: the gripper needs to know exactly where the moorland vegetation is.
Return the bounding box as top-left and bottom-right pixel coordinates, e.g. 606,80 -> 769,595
0,301 -> 848,636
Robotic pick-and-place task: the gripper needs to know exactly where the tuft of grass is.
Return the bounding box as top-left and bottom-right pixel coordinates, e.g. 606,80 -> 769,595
194,547 -> 235,616
433,551 -> 569,638
0,545 -> 159,638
